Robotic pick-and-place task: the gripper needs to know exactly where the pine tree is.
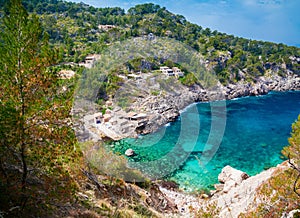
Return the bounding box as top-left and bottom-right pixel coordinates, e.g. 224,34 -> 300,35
283,115 -> 300,197
0,0 -> 79,215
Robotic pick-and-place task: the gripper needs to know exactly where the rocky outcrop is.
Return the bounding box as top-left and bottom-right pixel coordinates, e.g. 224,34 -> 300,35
159,186 -> 202,217
217,165 -> 249,193
139,74 -> 300,135
130,86 -> 197,135
160,162 -> 292,218
75,72 -> 300,141
197,74 -> 300,102
223,74 -> 300,99
204,162 -> 289,218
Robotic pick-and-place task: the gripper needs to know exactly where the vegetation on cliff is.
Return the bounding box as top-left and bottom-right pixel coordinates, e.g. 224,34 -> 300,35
0,1 -> 176,216
0,0 -> 83,216
5,0 -> 297,103
1,0 -> 299,85
0,0 -> 299,217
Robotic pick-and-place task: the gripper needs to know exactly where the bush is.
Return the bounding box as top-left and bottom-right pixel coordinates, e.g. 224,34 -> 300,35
80,141 -> 149,184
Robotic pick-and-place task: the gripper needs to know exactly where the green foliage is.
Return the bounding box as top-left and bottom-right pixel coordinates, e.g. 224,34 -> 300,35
80,141 -> 149,186
0,0 -> 82,216
128,3 -> 160,16
241,167 -> 300,217
283,115 -> 300,197
151,90 -> 160,96
77,37 -> 216,104
0,0 -> 299,216
180,72 -> 198,86
1,0 -> 297,84
283,115 -> 300,163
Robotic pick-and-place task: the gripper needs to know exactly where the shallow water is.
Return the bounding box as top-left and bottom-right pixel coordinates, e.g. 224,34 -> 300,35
110,91 -> 300,192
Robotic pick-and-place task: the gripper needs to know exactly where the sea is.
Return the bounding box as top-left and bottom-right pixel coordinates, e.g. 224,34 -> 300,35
109,91 -> 300,192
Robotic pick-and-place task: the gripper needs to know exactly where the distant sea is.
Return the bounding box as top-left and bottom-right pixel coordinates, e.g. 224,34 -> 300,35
110,91 -> 300,192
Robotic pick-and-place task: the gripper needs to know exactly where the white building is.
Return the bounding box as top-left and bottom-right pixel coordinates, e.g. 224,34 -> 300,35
172,67 -> 184,77
160,66 -> 184,77
160,66 -> 175,77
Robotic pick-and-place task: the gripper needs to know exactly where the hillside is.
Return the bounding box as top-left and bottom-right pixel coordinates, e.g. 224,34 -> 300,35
1,0 -> 299,84
7,0 -> 298,136
0,0 -> 300,217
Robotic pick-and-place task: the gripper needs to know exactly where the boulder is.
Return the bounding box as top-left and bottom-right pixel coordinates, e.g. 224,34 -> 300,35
218,165 -> 249,193
125,148 -> 135,157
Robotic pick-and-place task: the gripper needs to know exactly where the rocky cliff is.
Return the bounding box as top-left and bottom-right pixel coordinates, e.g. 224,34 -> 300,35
160,162 -> 293,218
75,72 -> 300,141
114,73 -> 300,137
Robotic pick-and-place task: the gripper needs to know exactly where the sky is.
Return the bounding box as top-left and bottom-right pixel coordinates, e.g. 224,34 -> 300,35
70,0 -> 300,47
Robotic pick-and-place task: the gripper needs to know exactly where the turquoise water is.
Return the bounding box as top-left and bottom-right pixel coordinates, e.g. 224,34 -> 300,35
110,91 -> 300,192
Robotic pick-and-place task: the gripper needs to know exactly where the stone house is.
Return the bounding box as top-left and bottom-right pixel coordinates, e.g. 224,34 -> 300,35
172,67 -> 184,78
79,54 -> 101,69
160,66 -> 175,77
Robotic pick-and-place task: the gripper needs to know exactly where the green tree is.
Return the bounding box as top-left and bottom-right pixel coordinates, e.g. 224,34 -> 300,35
283,115 -> 300,197
0,0 -> 79,215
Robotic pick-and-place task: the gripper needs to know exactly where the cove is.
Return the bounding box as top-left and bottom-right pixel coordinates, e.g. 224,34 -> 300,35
109,91 -> 300,192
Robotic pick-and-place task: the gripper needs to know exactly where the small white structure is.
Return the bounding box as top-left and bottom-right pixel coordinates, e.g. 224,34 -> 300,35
127,74 -> 142,80
160,66 -> 184,77
172,67 -> 184,78
160,66 -> 175,77
131,113 -> 147,120
127,112 -> 137,119
118,75 -> 127,80
160,66 -> 169,73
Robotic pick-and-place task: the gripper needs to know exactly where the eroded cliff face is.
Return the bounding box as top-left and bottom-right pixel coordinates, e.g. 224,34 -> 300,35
72,73 -> 300,218
205,163 -> 289,218
74,71 -> 300,142
160,162 -> 292,218
108,73 -> 300,137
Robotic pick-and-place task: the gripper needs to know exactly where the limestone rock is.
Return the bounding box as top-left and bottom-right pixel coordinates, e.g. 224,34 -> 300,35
218,165 -> 249,192
125,148 -> 135,157
214,183 -> 225,192
208,162 -> 289,217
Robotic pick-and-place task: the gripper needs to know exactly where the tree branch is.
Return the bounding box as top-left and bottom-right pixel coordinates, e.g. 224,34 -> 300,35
293,174 -> 300,198
288,154 -> 300,197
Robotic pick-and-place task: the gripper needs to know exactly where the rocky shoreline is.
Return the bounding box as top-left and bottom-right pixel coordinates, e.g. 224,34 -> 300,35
74,73 -> 300,142
131,73 -> 300,136
159,162 -> 290,218
72,73 -> 300,217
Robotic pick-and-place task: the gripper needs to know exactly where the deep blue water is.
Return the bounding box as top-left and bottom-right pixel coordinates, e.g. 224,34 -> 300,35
110,91 -> 300,192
